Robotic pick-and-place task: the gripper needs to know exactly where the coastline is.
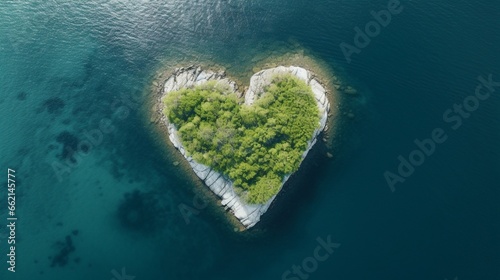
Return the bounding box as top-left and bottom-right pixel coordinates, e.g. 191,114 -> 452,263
155,65 -> 331,229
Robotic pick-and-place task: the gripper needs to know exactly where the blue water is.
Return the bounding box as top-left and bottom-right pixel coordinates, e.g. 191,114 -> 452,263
0,1 -> 499,279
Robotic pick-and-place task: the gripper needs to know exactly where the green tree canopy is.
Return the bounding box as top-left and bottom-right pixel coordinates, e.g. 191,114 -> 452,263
163,75 -> 320,204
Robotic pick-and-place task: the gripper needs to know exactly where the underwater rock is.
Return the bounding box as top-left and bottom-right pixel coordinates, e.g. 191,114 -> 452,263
50,235 -> 76,268
56,131 -> 79,160
43,97 -> 65,114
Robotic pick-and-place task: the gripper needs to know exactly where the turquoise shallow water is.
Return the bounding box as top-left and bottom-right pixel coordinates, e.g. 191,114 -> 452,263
0,1 -> 499,279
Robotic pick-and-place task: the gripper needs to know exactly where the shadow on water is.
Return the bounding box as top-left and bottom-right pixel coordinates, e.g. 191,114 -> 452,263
117,189 -> 169,234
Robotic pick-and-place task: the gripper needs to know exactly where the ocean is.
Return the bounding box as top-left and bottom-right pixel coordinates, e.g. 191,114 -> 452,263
0,0 -> 499,279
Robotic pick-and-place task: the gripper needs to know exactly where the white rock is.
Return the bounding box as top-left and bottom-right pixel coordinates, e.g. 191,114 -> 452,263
320,110 -> 328,129
310,79 -> 326,104
164,76 -> 175,93
193,164 -> 211,180
211,179 -> 227,196
291,66 -> 309,83
206,171 -> 221,186
168,133 -> 180,148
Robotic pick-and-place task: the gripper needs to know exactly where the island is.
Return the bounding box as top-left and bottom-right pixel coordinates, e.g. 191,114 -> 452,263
157,65 -> 330,228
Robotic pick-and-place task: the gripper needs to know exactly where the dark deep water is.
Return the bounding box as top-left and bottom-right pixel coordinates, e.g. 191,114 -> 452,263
0,1 -> 499,279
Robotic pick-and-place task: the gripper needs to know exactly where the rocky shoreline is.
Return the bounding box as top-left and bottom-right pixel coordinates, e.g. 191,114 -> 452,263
156,65 -> 330,228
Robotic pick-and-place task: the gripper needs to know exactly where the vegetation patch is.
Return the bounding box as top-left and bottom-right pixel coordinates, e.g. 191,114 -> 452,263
163,74 -> 320,203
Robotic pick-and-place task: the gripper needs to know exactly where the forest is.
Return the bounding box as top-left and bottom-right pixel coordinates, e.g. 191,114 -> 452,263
163,74 -> 320,203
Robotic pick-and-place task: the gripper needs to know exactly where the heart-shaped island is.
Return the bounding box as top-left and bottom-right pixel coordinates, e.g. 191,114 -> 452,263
158,65 -> 330,228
